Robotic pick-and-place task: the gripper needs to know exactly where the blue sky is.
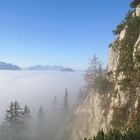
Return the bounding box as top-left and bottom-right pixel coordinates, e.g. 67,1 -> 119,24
0,0 -> 131,70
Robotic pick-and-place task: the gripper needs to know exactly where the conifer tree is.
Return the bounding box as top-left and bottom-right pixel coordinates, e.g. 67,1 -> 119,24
130,0 -> 140,8
1,101 -> 25,140
23,105 -> 31,140
23,105 -> 31,121
63,88 -> 69,114
51,96 -> 59,125
85,55 -> 101,88
61,89 -> 70,129
53,96 -> 58,111
98,64 -> 103,77
38,106 -> 45,121
37,106 -> 47,140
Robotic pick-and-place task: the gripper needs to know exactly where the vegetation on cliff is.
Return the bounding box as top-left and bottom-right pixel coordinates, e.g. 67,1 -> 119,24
109,0 -> 140,129
112,0 -> 140,91
84,128 -> 140,140
85,55 -> 112,95
83,0 -> 140,139
84,97 -> 140,140
130,0 -> 140,8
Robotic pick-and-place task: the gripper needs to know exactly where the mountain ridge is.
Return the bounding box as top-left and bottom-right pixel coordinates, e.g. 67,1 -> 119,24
0,62 -> 21,70
0,61 -> 75,71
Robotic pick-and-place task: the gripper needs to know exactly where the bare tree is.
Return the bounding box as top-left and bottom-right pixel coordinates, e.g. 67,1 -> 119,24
85,55 -> 101,88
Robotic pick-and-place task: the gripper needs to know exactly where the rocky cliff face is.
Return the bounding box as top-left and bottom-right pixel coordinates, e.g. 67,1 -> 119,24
69,5 -> 140,140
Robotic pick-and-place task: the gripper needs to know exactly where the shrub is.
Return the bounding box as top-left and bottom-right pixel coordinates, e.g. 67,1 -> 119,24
83,127 -> 140,140
113,21 -> 125,35
117,16 -> 140,77
113,10 -> 133,36
94,76 -> 112,95
111,107 -> 128,128
130,0 -> 140,8
108,43 -> 113,48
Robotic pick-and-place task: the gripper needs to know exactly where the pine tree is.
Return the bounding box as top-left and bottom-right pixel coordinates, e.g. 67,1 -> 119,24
98,64 -> 103,77
85,55 -> 101,88
1,101 -> 25,140
23,105 -> 31,140
51,96 -> 58,126
23,105 -> 31,121
59,89 -> 70,140
130,0 -> 140,8
53,96 -> 58,111
37,106 -> 47,140
38,106 -> 45,121
63,88 -> 69,113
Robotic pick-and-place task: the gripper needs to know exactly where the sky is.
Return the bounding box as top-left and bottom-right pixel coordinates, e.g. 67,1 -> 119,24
0,0 -> 131,70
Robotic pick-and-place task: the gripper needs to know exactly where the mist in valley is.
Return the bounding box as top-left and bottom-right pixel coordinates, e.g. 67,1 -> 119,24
0,70 -> 85,140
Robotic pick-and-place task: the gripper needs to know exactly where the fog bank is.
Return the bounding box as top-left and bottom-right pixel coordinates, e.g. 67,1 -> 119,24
0,70 -> 85,120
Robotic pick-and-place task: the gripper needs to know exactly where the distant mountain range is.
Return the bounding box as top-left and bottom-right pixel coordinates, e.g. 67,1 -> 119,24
61,68 -> 74,72
0,62 -> 21,70
0,62 -> 74,71
27,65 -> 64,71
27,65 -> 74,71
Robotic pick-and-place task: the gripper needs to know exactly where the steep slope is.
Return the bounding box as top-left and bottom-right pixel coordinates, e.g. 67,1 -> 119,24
69,4 -> 140,140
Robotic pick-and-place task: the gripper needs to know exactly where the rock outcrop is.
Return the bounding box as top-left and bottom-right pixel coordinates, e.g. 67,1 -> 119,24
69,5 -> 140,140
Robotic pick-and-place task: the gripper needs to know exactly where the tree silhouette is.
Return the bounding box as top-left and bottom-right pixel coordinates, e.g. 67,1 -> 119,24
63,88 -> 69,114
37,106 -> 47,140
85,55 -> 101,88
0,101 -> 25,140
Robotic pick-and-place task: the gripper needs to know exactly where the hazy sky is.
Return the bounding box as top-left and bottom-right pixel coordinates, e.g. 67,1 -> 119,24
0,0 -> 131,69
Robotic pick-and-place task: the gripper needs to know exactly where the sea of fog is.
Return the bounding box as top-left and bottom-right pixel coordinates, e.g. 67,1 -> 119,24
0,70 -> 85,121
